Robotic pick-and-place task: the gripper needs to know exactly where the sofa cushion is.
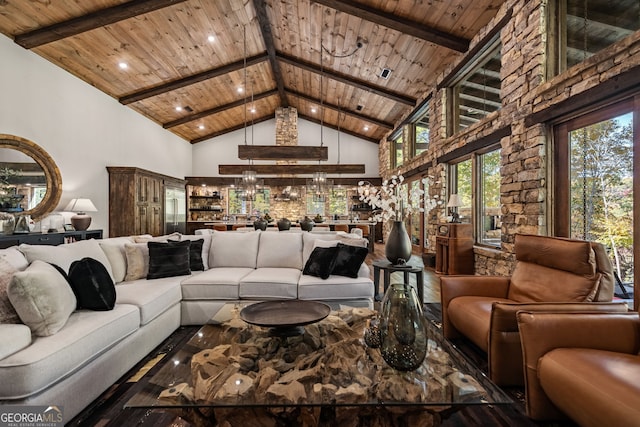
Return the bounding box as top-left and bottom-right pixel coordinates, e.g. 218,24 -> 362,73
209,230 -> 260,268
123,243 -> 149,281
0,324 -> 31,360
19,239 -> 115,282
0,304 -> 139,399
180,268 -> 253,300
303,246 -> 339,279
448,295 -> 513,352
147,240 -> 191,279
515,234 -> 596,276
257,231 -> 303,269
332,243 -> 369,278
508,261 -> 600,303
0,246 -> 29,271
239,268 -> 300,299
179,234 -> 212,270
8,260 -> 77,337
133,232 -> 181,243
115,277 -> 182,325
0,257 -> 20,324
68,257 -> 116,311
539,348 -> 640,427
298,274 -> 374,301
98,236 -> 135,283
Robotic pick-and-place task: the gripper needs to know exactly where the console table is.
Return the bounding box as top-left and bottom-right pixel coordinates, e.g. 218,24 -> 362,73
0,229 -> 103,249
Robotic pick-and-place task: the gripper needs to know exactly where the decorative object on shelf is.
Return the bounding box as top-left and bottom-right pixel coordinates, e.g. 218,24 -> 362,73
313,214 -> 324,223
385,220 -> 412,265
253,217 -> 267,231
277,217 -> 291,231
364,316 -> 382,348
300,216 -> 314,231
263,212 -> 273,223
0,212 -> 14,234
447,194 -> 462,223
379,283 -> 427,371
13,214 -> 31,234
65,198 -> 98,231
45,212 -> 64,232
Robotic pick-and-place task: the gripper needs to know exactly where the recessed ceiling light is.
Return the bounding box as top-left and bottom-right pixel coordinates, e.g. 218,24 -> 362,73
207,35 -> 215,43
237,87 -> 244,93
198,125 -> 205,130
175,106 -> 182,112
364,125 -> 369,131
311,107 -> 317,113
250,107 -> 256,113
118,62 -> 128,69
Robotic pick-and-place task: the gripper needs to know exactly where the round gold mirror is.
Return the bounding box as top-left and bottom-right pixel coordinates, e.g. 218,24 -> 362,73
0,134 -> 62,220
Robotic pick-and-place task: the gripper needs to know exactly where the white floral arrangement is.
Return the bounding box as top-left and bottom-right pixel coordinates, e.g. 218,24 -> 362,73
358,175 -> 439,223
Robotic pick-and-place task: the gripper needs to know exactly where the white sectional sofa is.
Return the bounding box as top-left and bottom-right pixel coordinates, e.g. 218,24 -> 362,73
0,230 -> 373,423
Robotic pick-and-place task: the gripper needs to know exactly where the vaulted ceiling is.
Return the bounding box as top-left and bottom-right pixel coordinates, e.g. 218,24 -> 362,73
0,0 -> 506,144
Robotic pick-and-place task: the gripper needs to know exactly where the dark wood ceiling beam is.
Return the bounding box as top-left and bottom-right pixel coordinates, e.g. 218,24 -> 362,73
238,146 -> 328,160
252,0 -> 288,107
14,0 -> 187,49
310,0 -> 469,53
120,53 -> 268,105
164,88 -> 278,128
190,114 -> 274,144
219,164 -> 366,175
286,89 -> 393,129
278,52 -> 416,106
298,113 -> 380,144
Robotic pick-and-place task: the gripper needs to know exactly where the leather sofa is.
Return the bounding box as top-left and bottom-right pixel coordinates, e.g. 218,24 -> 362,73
0,230 -> 373,422
440,233 -> 628,386
517,311 -> 640,426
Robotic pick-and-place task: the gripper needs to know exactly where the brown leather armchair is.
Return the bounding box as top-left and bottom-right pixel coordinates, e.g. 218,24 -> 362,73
440,234 -> 628,386
517,311 -> 640,426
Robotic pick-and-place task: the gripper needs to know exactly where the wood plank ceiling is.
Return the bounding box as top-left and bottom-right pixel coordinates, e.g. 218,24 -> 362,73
0,0 -> 505,144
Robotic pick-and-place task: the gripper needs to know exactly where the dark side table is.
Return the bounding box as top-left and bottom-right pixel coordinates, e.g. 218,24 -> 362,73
372,259 -> 424,304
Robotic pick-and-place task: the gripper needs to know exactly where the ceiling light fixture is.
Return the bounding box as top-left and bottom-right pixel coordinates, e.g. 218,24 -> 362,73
364,125 -> 369,131
118,62 -> 128,69
207,35 -> 215,43
198,125 -> 205,130
175,106 -> 182,112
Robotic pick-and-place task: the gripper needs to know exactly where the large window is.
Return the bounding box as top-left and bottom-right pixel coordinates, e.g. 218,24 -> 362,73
306,194 -> 325,217
551,0 -> 640,76
329,187 -> 348,217
391,132 -> 403,168
449,39 -> 502,133
554,100 -> 636,307
448,145 -> 502,247
413,100 -> 430,157
228,188 -> 270,216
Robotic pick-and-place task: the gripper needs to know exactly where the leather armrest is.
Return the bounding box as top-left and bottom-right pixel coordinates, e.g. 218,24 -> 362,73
440,276 -> 510,309
517,312 -> 640,420
491,301 -> 629,332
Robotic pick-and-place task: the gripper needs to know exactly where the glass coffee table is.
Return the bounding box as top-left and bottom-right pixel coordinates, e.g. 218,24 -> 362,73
125,301 -> 512,426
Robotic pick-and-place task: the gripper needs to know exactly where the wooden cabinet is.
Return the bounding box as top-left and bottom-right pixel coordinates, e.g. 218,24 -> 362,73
107,167 -> 185,237
435,223 -> 474,275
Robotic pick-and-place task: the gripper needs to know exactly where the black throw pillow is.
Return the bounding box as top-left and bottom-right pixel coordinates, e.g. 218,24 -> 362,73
68,257 -> 116,311
187,239 -> 205,271
147,240 -> 191,280
332,243 -> 369,278
303,246 -> 339,280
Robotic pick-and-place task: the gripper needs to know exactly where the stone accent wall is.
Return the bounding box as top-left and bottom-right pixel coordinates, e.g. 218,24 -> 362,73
379,0 -> 640,276
275,107 -> 299,166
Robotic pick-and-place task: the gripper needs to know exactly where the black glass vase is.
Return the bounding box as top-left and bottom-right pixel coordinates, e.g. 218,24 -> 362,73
379,283 -> 427,371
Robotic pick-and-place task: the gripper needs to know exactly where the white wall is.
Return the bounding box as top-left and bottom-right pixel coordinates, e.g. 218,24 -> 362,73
0,35 -> 192,234
192,116 -> 380,177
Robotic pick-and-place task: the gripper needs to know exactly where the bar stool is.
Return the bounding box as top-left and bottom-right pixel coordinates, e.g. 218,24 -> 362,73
231,224 -> 245,231
333,224 -> 349,233
213,224 -> 228,231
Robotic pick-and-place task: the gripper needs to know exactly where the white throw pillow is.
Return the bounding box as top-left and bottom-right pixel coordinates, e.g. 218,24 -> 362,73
0,247 -> 29,271
8,260 -> 77,336
99,237 -> 135,283
19,239 -> 115,282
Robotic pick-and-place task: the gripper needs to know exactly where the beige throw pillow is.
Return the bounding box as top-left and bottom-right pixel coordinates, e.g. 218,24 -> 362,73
0,257 -> 20,324
124,243 -> 149,281
8,260 -> 77,336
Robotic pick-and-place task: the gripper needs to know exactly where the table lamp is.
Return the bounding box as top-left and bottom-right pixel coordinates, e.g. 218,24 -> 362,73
65,198 -> 97,231
447,194 -> 462,223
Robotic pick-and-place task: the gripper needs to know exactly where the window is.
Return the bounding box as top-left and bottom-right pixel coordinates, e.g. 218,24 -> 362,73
391,132 -> 404,168
554,100 -> 635,301
449,39 -> 501,133
329,187 -> 347,217
478,149 -> 501,245
448,145 -> 502,247
228,188 -> 270,216
306,194 -> 325,217
413,100 -> 430,157
551,0 -> 640,76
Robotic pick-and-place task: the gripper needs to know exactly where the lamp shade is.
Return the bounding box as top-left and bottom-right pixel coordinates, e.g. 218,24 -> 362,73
64,198 -> 97,231
446,194 -> 462,208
